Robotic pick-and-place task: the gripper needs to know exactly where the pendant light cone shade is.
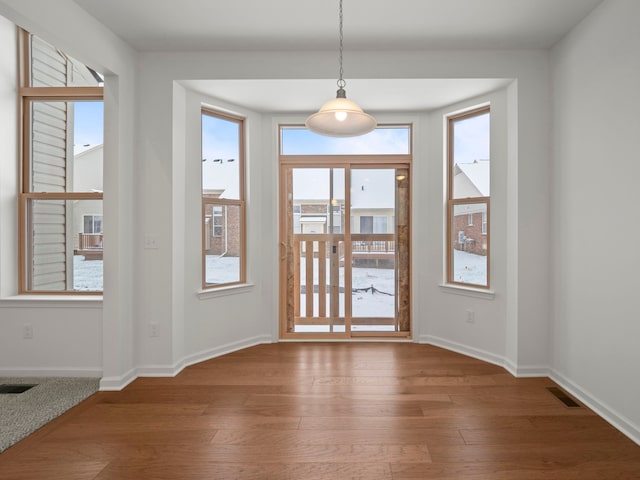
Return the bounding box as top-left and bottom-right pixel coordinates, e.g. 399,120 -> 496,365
306,90 -> 377,137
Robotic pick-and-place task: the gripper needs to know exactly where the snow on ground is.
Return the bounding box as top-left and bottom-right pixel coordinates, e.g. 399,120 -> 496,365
206,255 -> 241,284
73,249 -> 487,305
73,255 -> 103,291
452,249 -> 487,285
298,258 -> 396,319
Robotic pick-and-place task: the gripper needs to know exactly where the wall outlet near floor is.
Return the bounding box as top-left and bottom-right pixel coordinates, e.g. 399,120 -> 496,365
23,324 -> 33,339
149,322 -> 159,337
466,309 -> 475,324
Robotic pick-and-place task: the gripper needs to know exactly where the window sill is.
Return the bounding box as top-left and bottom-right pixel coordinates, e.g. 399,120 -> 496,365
197,283 -> 255,300
439,283 -> 495,300
0,295 -> 103,309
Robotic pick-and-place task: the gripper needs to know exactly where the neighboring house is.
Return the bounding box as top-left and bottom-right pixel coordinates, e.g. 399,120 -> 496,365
202,157 -> 242,257
294,202 -> 344,234
72,144 -> 103,259
350,170 -> 395,235
203,188 -> 242,257
452,159 -> 489,256
28,33 -> 104,288
291,169 -> 395,267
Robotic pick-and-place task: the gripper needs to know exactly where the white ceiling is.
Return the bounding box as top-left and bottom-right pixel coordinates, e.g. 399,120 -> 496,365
180,78 -> 513,113
75,0 -> 603,52
72,0 -> 603,113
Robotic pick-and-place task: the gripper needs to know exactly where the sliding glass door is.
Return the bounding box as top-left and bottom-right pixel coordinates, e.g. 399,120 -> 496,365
279,162 -> 410,338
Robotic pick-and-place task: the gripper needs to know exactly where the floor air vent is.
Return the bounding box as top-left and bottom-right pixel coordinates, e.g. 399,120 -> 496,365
0,384 -> 37,394
547,386 -> 581,408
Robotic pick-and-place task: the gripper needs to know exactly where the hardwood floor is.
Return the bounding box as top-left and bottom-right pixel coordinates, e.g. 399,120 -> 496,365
1,343 -> 639,479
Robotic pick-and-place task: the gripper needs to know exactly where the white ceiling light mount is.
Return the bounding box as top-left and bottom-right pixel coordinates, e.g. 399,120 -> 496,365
305,0 -> 376,137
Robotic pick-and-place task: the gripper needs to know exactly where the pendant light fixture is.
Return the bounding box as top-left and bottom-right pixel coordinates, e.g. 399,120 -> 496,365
305,0 -> 376,137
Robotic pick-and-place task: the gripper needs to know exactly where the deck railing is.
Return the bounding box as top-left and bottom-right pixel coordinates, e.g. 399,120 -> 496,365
352,240 -> 395,253
78,233 -> 103,250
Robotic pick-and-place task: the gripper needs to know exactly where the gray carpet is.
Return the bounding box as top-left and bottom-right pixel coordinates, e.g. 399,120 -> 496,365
0,377 -> 99,453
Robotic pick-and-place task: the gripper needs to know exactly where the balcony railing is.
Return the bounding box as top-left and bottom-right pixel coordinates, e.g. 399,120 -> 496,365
76,233 -> 103,260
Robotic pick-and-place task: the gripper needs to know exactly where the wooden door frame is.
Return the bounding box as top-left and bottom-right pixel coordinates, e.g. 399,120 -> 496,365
278,156 -> 412,340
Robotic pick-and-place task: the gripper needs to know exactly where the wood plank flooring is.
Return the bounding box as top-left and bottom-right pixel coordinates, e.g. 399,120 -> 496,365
1,342 -> 639,479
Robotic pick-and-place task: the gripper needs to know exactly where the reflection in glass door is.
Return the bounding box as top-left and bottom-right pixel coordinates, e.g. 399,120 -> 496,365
280,164 -> 410,338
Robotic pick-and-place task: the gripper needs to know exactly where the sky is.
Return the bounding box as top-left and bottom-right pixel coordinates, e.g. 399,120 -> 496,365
74,101 -> 104,147
281,127 -> 411,155
202,113 -> 241,197
74,100 -> 489,190
453,111 -> 490,164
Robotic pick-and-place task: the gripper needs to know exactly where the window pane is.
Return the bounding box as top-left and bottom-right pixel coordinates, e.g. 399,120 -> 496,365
202,114 -> 241,200
204,204 -> 242,285
26,198 -> 103,292
292,168 -> 345,235
29,100 -> 104,193
360,216 -> 373,234
451,202 -> 488,287
93,215 -> 103,234
351,169 -> 395,234
352,241 -> 396,319
83,215 -> 93,234
373,216 -> 388,233
281,126 -> 410,155
452,112 -> 490,199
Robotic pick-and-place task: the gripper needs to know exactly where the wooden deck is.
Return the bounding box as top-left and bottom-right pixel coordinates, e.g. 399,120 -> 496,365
1,342 -> 638,479
74,233 -> 103,260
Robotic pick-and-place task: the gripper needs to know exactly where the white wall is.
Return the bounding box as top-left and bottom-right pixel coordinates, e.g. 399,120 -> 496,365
0,0 -> 138,387
0,13 -> 17,300
132,57 -> 273,374
1,12 -> 554,384
131,48 -> 552,379
421,89 -> 510,366
177,87 -> 269,370
551,0 -> 640,441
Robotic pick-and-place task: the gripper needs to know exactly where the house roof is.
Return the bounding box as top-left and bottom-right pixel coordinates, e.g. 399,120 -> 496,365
74,143 -> 103,157
455,160 -> 490,197
202,158 -> 240,199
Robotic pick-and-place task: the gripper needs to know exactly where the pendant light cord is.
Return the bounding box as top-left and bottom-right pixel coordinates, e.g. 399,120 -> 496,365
337,0 -> 346,90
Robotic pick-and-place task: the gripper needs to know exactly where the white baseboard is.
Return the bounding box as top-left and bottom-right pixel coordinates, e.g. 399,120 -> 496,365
176,334 -> 274,375
134,364 -> 181,377
99,334 -> 274,390
503,357 -> 550,377
418,334 -> 550,378
0,367 -> 102,378
550,369 -> 640,446
418,335 -> 639,446
419,334 -> 509,370
99,367 -> 137,391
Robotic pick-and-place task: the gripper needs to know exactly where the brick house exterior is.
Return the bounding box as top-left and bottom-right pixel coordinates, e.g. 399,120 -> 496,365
204,189 -> 241,257
452,160 -> 489,256
453,210 -> 487,255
